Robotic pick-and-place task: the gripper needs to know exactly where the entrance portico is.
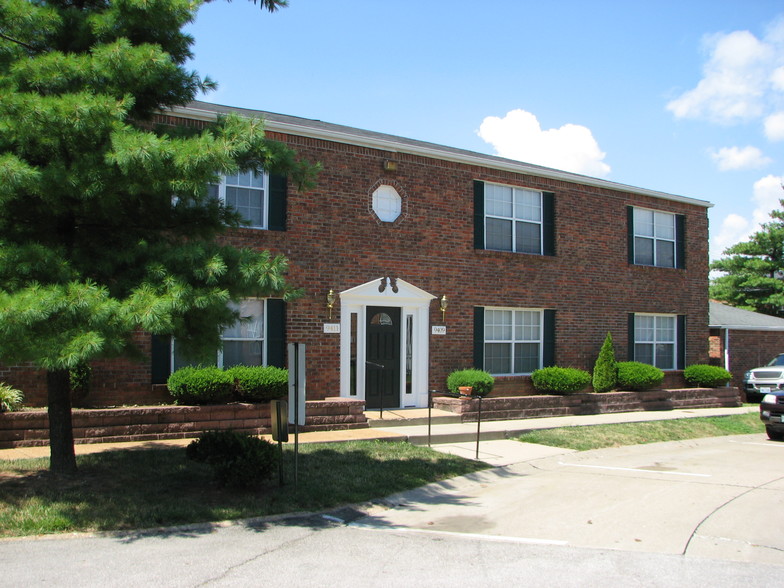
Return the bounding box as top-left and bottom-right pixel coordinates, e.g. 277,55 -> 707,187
338,278 -> 436,409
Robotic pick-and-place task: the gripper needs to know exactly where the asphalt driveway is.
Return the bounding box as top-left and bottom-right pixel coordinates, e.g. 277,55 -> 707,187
355,433 -> 784,564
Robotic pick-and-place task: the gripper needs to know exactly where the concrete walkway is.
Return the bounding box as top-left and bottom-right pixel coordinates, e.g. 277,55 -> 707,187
0,405 -> 758,465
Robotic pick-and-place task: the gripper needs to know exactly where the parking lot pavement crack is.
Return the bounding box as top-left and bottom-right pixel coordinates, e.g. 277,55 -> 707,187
683,473 -> 784,556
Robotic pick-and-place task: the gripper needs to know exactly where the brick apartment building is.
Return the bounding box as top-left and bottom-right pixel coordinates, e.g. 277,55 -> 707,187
2,101 -> 713,409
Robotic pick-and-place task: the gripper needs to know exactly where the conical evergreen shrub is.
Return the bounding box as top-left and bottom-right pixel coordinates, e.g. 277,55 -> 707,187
592,332 -> 617,393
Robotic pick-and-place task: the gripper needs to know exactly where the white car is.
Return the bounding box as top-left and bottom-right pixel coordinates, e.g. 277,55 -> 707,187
744,354 -> 784,402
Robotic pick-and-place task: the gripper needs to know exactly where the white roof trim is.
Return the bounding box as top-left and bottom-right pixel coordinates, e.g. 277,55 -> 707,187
167,103 -> 712,209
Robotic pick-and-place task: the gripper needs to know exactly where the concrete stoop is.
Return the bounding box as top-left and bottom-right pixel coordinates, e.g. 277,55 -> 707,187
365,408 -> 462,428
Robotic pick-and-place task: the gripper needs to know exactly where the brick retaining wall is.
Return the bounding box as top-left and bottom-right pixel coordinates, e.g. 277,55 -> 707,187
432,387 -> 742,422
0,398 -> 367,449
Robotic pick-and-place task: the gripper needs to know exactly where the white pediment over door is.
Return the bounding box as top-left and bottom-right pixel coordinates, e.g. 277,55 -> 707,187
340,277 -> 436,306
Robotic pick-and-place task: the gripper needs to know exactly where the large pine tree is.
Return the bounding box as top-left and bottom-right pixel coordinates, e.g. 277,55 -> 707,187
0,0 -> 313,473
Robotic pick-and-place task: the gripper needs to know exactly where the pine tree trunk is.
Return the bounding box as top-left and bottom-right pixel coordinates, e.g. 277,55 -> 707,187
47,369 -> 78,474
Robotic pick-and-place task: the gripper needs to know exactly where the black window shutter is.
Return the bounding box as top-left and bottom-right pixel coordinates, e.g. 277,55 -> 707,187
542,192 -> 555,256
675,214 -> 686,269
677,315 -> 686,370
473,306 -> 484,369
473,180 -> 485,250
150,335 -> 171,385
268,174 -> 287,231
627,206 -> 635,264
266,299 -> 286,368
627,313 -> 635,361
543,309 -> 556,367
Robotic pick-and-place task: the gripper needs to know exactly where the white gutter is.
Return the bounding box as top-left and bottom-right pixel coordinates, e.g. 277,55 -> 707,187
169,104 -> 713,209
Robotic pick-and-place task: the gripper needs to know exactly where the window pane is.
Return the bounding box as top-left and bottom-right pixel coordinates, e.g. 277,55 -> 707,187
514,342 -> 540,373
656,316 -> 676,342
635,315 -> 655,342
654,343 -> 674,370
514,189 -> 541,222
515,310 -> 540,341
634,208 -> 654,237
486,218 -> 512,251
635,343 -> 654,365
485,184 -> 513,216
223,341 -> 262,367
515,221 -> 541,254
634,237 -> 654,265
223,300 -> 264,339
485,310 -> 512,341
654,212 -> 675,239
485,342 -> 511,374
656,240 -> 675,268
226,187 -> 264,227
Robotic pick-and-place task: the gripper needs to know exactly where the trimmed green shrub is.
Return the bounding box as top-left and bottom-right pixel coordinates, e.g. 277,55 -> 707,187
167,366 -> 234,405
70,362 -> 91,407
531,367 -> 592,394
0,383 -> 24,412
227,365 -> 288,402
592,332 -> 617,393
616,361 -> 664,391
446,369 -> 494,397
683,364 -> 732,388
186,430 -> 278,489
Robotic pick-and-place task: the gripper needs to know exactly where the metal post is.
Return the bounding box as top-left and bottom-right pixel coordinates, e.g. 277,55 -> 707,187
475,395 -> 482,460
428,389 -> 433,447
293,343 -> 299,487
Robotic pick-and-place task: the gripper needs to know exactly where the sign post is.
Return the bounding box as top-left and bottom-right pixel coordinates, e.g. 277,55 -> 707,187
287,343 -> 306,485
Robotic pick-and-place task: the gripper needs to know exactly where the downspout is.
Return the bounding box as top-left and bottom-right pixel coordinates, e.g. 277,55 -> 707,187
723,328 -> 730,372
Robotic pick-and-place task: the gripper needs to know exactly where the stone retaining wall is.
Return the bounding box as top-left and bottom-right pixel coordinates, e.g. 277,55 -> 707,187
0,398 -> 367,449
432,387 -> 742,422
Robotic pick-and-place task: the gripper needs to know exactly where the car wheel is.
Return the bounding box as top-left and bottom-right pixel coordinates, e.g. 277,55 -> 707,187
766,426 -> 784,441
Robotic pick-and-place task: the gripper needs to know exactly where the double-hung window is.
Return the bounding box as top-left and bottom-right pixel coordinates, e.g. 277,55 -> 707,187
628,313 -> 685,370
474,307 -> 556,375
474,181 -> 555,255
209,171 -> 267,229
628,207 -> 684,268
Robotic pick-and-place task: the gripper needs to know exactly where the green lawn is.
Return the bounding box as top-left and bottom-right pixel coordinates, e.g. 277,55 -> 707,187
0,440 -> 486,538
516,413 -> 764,451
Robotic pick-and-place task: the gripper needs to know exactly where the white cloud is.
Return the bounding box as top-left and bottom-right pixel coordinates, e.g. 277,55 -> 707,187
711,175 -> 784,260
709,145 -> 772,171
667,25 -> 784,124
764,111 -> 784,141
476,109 -> 611,177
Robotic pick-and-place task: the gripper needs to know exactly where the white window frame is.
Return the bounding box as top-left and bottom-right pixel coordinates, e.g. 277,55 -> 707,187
210,170 -> 269,229
633,207 -> 676,268
172,299 -> 266,370
633,313 -> 677,370
484,307 -> 543,376
484,182 -> 543,254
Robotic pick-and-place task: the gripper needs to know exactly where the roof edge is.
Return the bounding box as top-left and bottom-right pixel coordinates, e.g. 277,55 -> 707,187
166,102 -> 713,209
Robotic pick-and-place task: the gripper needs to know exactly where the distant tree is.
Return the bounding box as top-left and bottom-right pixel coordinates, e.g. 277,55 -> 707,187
592,332 -> 617,393
0,0 -> 315,474
710,198 -> 784,318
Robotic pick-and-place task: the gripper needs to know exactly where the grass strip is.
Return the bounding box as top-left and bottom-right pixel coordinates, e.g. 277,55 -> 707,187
516,413 -> 764,451
0,440 -> 486,538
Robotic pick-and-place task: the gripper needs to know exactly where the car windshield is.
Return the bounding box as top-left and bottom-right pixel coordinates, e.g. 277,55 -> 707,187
768,355 -> 784,366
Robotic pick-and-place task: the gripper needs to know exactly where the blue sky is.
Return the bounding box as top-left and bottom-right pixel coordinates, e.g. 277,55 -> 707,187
186,1 -> 784,262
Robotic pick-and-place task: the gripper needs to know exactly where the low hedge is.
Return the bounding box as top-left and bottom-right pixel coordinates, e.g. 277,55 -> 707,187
616,361 -> 664,391
186,430 -> 278,489
167,365 -> 289,405
531,366 -> 591,394
446,369 -> 494,397
227,366 -> 288,402
683,364 -> 732,388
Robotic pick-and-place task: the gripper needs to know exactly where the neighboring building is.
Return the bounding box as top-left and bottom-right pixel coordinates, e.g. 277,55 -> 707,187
709,300 -> 784,396
2,101 -> 713,408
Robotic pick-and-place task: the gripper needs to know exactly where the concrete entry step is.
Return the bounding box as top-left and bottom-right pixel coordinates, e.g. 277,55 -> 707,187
365,408 -> 462,428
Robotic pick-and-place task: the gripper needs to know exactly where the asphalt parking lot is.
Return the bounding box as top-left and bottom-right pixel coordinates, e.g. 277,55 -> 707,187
355,433 -> 784,565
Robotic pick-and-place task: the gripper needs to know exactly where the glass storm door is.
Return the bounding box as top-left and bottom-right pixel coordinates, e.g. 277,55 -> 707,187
365,306 -> 401,410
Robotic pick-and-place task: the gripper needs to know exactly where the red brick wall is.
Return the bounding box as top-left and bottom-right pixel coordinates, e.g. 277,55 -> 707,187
0,112 -> 709,406
725,329 -> 784,393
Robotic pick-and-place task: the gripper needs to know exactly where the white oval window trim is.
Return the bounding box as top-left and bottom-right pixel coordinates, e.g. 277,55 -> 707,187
372,184 -> 402,223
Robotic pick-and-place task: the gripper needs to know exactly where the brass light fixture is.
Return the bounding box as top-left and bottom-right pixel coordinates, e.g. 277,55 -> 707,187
440,295 -> 448,321
326,289 -> 337,319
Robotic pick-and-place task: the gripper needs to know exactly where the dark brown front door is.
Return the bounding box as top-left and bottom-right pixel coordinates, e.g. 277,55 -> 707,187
365,306 -> 401,410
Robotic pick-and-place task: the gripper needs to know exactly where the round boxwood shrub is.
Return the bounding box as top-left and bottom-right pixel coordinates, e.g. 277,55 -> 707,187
531,366 -> 591,394
186,430 -> 278,489
683,364 -> 732,388
227,365 -> 288,402
446,369 -> 494,397
167,366 -> 234,405
616,362 -> 664,391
